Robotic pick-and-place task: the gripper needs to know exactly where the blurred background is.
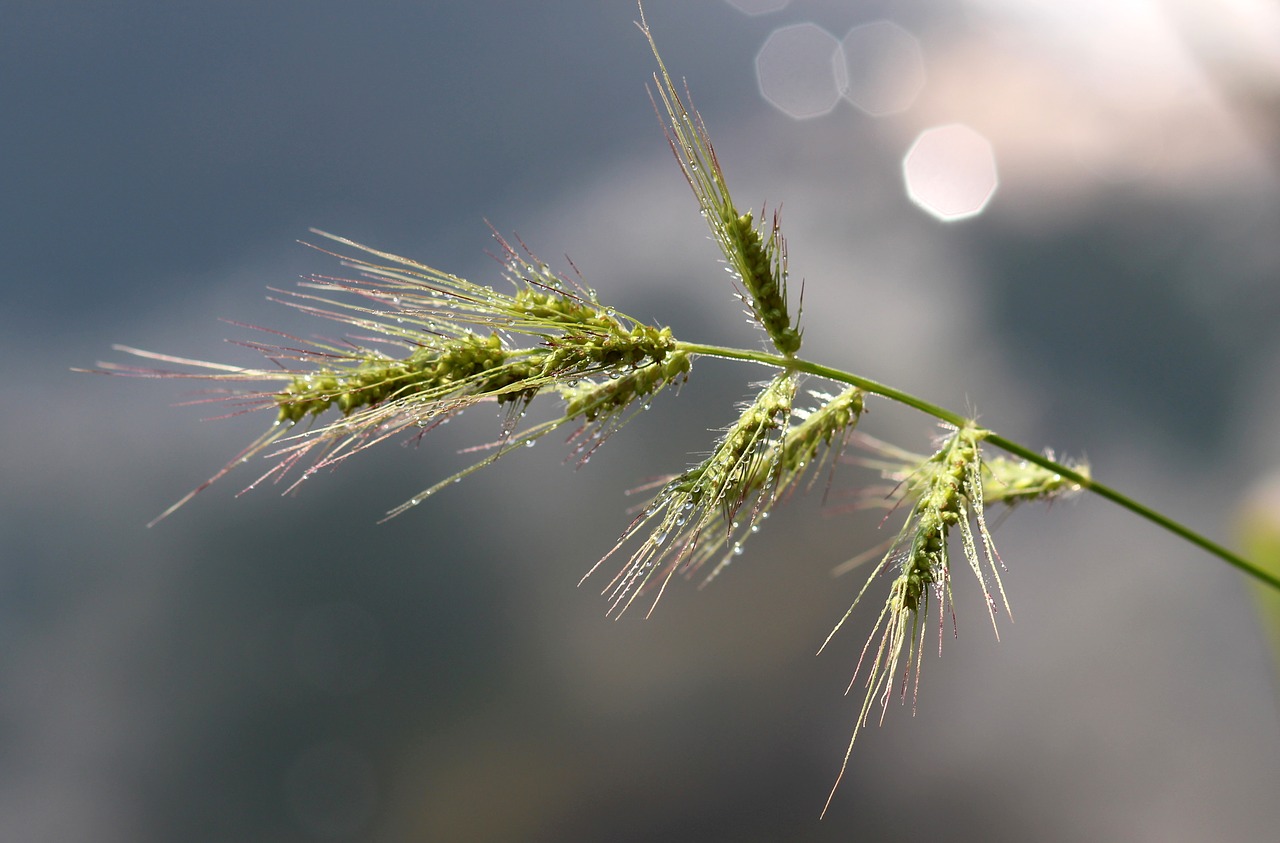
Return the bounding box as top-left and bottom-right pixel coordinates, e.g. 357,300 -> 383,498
5,1 -> 1280,840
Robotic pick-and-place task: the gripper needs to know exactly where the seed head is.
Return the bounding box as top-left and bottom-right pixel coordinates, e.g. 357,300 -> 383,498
695,385 -> 865,587
638,8 -> 802,357
851,432 -> 1089,511
586,379 -> 864,617
983,451 -> 1090,506
557,350 -> 693,465
819,422 -> 1009,816
586,373 -> 797,616
85,230 -> 687,523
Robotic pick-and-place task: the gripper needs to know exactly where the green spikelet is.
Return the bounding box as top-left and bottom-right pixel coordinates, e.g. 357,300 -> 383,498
819,423 -> 1009,817
638,8 -> 802,356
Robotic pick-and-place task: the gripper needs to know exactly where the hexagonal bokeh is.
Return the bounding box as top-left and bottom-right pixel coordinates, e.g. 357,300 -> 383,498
902,124 -> 998,221
755,23 -> 844,119
839,21 -> 926,116
724,0 -> 790,15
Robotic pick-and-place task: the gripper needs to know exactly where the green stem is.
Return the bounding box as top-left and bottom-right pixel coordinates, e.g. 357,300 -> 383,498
675,341 -> 1280,592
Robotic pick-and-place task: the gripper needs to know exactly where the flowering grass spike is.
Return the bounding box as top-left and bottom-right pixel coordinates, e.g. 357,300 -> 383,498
639,7 -> 802,357
89,229 -> 689,524
849,431 -> 1089,514
818,423 -> 1013,815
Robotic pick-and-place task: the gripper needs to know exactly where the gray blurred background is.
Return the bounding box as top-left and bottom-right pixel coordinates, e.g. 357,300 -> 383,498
7,1 -> 1280,840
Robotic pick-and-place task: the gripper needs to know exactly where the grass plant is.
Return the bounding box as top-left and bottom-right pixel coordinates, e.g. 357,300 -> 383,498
81,5 -> 1280,815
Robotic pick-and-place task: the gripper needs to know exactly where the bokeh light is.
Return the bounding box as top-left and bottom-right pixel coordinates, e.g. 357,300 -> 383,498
754,23 -> 843,119
902,124 -> 999,221
839,21 -> 927,116
724,0 -> 790,15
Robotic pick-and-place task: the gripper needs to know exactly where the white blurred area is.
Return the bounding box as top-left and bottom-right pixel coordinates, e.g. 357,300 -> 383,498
839,21 -> 926,117
754,23 -> 844,118
903,124 -> 999,221
724,0 -> 791,16
736,0 -> 1280,222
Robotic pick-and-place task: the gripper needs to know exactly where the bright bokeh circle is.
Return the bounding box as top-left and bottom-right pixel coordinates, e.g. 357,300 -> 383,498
902,124 -> 998,221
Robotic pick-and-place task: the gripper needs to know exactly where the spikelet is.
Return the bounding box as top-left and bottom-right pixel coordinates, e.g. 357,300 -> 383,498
557,350 -> 693,466
586,373 -> 797,616
694,385 -> 865,587
982,451 -> 1091,506
849,431 -> 1089,512
818,423 -> 1011,817
638,7 -> 802,356
586,380 -> 864,617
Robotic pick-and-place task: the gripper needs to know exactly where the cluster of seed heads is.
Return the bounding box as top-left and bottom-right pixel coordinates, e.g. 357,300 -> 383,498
86,8 -> 1095,816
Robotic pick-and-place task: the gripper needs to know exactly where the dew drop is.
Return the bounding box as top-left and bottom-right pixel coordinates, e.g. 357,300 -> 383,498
732,543 -> 744,556
524,439 -> 536,448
